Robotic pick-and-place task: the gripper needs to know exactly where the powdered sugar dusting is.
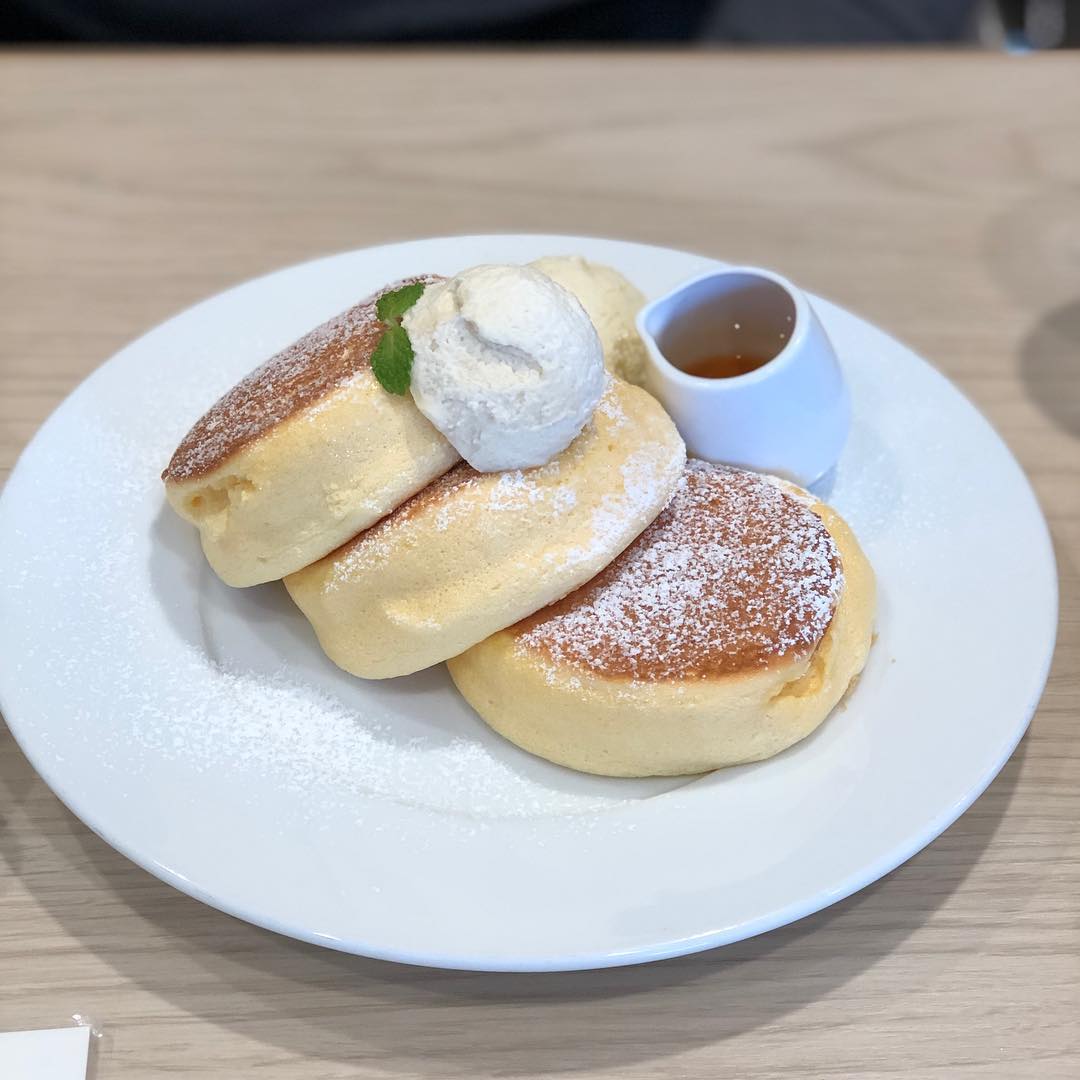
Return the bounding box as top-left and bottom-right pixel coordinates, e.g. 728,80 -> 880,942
321,461 -> 585,587
594,378 -> 630,427
552,442 -> 686,574
163,275 -> 440,482
516,462 -> 843,681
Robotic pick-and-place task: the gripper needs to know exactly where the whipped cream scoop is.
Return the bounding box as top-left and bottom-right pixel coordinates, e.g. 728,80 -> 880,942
403,264 -> 605,472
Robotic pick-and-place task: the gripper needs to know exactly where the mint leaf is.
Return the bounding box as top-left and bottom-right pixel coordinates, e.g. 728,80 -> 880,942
371,325 -> 414,395
371,282 -> 425,394
376,281 -> 426,324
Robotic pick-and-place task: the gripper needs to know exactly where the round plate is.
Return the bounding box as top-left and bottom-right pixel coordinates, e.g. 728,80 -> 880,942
0,235 -> 1058,971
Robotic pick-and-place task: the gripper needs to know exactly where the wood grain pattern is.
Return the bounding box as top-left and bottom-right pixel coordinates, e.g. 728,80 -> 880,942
1,51 -> 1078,1079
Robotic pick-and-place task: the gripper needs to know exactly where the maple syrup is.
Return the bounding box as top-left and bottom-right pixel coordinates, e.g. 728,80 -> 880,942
681,352 -> 773,379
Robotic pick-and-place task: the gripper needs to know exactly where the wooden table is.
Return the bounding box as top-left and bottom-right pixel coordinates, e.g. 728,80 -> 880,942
1,50 -> 1078,1079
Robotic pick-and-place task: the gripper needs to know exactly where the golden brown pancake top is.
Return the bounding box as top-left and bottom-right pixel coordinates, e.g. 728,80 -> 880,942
162,276 -> 438,483
513,461 -> 843,681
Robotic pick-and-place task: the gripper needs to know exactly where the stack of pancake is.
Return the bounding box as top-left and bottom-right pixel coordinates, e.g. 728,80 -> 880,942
164,267 -> 874,777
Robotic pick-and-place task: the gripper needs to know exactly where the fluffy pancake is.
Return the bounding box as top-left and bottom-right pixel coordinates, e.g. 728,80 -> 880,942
448,461 -> 875,777
285,378 -> 686,679
162,278 -> 460,586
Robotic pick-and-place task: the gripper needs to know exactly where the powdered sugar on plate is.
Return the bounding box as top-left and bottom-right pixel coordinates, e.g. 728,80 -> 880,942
135,658 -> 641,820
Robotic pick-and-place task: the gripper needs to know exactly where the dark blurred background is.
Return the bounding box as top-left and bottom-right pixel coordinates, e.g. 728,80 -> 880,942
2,0 -> 1078,47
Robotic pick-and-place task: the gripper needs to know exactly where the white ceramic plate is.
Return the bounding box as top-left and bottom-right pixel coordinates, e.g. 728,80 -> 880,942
0,235 -> 1057,972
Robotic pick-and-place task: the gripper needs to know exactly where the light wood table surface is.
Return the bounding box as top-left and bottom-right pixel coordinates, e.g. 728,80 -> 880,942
1,50 -> 1078,1080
